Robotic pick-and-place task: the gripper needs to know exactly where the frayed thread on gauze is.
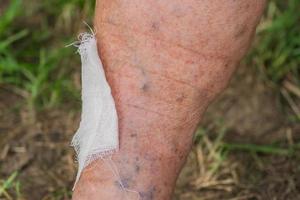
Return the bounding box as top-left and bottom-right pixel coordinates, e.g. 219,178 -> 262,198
71,33 -> 119,189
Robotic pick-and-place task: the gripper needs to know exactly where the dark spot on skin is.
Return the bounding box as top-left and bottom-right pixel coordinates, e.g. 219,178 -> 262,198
179,154 -> 185,160
176,93 -> 185,103
135,165 -> 140,173
151,22 -> 159,31
174,147 -> 179,154
135,157 -> 139,162
224,62 -> 229,69
140,68 -> 150,92
130,133 -> 138,138
140,186 -> 156,200
245,3 -> 250,10
141,68 -> 146,76
163,181 -> 168,187
234,24 -> 248,39
141,82 -> 150,92
169,137 -> 181,155
120,176 -> 131,188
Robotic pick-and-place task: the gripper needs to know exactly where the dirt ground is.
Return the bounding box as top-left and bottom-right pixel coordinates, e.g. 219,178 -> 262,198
1,63 -> 300,200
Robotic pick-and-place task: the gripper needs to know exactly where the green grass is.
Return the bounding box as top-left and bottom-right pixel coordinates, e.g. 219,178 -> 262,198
0,172 -> 22,200
249,0 -> 300,120
0,0 -> 95,111
253,0 -> 300,83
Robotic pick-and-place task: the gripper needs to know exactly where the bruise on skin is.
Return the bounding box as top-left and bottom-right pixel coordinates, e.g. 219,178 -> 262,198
120,177 -> 131,188
139,186 -> 157,200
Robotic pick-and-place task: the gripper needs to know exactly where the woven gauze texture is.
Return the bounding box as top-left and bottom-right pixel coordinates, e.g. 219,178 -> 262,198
71,33 -> 119,188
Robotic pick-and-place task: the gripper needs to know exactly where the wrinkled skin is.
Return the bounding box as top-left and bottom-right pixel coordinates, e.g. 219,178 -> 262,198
73,0 -> 267,199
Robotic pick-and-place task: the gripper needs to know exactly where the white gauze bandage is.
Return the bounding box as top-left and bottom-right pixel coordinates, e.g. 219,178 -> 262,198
71,33 -> 119,188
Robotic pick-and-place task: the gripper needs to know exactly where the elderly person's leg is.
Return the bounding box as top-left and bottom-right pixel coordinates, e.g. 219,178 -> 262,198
73,0 -> 267,199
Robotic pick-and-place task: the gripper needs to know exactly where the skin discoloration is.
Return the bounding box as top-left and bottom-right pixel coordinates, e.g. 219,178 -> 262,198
135,164 -> 141,173
130,133 -> 138,138
151,22 -> 160,31
114,180 -> 123,189
173,147 -> 179,154
120,176 -> 132,188
175,93 -> 185,103
244,3 -> 251,10
234,24 -> 248,39
141,82 -> 150,91
140,186 -> 156,200
140,67 -> 150,92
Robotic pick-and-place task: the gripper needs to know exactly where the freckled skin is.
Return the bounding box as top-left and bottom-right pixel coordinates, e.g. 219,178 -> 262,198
72,0 -> 267,199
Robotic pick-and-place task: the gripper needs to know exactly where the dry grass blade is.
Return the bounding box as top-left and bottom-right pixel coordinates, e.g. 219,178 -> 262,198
283,80 -> 300,99
0,172 -> 18,200
281,88 -> 300,118
192,134 -> 238,192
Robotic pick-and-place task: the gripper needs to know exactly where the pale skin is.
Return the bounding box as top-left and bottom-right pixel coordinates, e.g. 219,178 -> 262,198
72,0 -> 267,199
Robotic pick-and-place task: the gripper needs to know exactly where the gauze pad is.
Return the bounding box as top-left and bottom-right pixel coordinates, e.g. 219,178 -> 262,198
71,33 -> 119,188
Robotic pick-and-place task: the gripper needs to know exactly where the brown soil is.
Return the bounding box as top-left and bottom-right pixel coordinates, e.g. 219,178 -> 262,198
0,64 -> 300,200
